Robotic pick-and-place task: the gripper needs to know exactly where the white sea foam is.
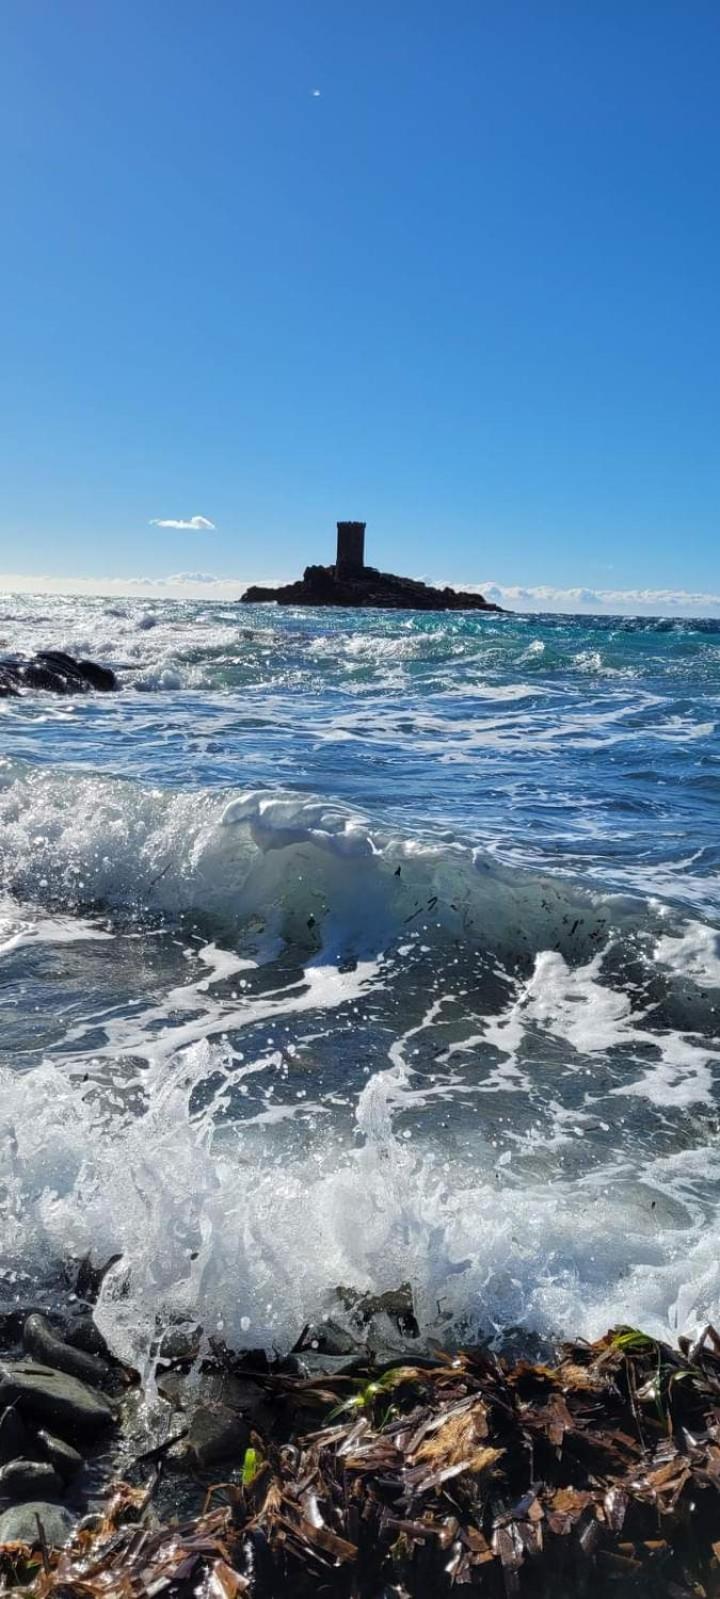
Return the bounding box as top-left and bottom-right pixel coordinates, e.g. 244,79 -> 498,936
1,1012 -> 720,1375
655,922 -> 720,987
0,762 -> 719,1365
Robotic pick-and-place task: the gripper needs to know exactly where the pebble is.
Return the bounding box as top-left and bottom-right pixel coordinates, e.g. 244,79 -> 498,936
0,1460 -> 65,1501
0,1501 -> 75,1547
37,1431 -> 83,1482
185,1404 -> 249,1470
24,1314 -> 111,1391
0,1361 -> 115,1439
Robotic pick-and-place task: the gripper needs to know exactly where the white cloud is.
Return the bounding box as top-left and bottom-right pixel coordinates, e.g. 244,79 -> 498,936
165,571 -> 226,584
149,515 -> 216,531
473,582 -> 720,616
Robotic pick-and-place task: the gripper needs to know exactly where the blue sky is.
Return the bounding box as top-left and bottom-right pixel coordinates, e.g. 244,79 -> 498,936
1,0 -> 718,603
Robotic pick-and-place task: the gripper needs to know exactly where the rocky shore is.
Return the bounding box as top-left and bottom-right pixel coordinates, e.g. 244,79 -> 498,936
3,1278 -> 720,1596
241,565 -> 503,611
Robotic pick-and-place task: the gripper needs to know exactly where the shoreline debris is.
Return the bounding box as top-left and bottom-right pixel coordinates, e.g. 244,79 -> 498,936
6,1324 -> 720,1594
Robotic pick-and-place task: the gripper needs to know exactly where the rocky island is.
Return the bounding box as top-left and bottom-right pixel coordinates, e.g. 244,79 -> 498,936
241,522 -> 503,611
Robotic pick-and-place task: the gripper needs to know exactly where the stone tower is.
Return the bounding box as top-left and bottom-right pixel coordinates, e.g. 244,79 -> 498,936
336,521 -> 366,576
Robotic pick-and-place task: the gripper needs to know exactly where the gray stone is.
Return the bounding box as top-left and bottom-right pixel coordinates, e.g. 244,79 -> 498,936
0,1459 -> 64,1501
185,1404 -> 249,1470
37,1431 -> 83,1482
23,1314 -> 110,1391
158,1368 -> 266,1418
0,1501 -> 75,1547
0,1362 -> 115,1439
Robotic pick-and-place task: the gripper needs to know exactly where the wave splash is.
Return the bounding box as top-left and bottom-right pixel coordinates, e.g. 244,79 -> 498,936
3,1021 -> 720,1376
1,759 -> 719,1368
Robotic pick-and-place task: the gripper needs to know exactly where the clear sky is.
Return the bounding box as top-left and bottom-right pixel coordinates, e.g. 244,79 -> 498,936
1,0 -> 719,603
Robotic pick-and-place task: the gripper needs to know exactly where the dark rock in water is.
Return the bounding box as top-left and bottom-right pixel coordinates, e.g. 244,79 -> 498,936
0,1459 -> 64,1501
337,1282 -> 420,1340
0,1500 -> 75,1547
291,1351 -> 366,1379
0,1305 -> 66,1352
185,1404 -> 250,1470
158,1368 -> 274,1472
0,1362 -> 115,1439
295,1318 -> 364,1358
241,565 -> 503,612
156,1325 -> 202,1363
24,1314 -> 111,1391
157,1369 -> 265,1417
0,651 -> 117,697
64,1314 -> 113,1364
0,1406 -> 31,1465
75,1253 -> 123,1305
36,1432 -> 83,1482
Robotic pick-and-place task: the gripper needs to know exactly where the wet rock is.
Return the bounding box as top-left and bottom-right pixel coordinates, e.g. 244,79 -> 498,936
64,1314 -> 113,1363
337,1283 -> 419,1337
0,652 -> 117,697
0,1361 -> 115,1439
0,1305 -> 65,1353
157,1366 -> 272,1472
36,1431 -> 83,1482
75,1253 -> 122,1304
0,1406 -> 32,1464
24,1313 -> 111,1391
296,1318 -> 364,1357
185,1403 -> 250,1470
157,1326 -> 202,1363
157,1369 -> 265,1414
0,1500 -> 75,1547
0,1459 -> 65,1501
287,1351 -> 365,1379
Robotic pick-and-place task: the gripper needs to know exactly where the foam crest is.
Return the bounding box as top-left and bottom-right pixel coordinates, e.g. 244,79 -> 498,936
0,760 -> 649,965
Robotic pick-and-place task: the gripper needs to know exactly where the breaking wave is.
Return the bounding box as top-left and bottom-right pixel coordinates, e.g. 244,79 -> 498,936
0,758 -> 665,961
1,756 -> 719,1372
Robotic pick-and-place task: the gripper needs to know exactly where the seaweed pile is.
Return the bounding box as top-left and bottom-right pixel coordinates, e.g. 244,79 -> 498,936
6,1324 -> 720,1597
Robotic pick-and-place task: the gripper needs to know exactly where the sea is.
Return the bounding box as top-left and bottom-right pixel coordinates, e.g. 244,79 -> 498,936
0,593 -> 719,1374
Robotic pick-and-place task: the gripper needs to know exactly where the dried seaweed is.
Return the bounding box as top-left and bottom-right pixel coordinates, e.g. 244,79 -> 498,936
7,1325 -> 720,1596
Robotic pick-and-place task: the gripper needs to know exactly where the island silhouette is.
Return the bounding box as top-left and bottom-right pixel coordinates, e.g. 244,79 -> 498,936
241,522 -> 503,611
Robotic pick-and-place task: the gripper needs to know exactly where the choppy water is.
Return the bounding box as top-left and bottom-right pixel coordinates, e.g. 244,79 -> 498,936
0,593 -> 719,1370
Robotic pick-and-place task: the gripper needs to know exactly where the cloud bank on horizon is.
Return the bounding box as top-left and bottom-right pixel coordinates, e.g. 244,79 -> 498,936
0,571 -> 719,616
149,515 -> 216,531
478,582 -> 720,616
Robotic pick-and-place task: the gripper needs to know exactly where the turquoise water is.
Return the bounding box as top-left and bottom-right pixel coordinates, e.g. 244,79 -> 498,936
0,595 -> 719,1368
